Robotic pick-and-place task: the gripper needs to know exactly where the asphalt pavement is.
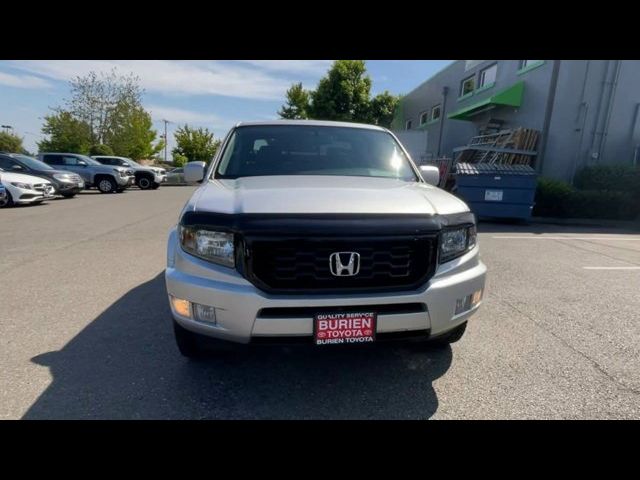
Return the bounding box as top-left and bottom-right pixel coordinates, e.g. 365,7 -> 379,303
1,187 -> 639,419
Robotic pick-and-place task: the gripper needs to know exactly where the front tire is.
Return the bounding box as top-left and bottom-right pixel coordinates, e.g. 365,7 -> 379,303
0,191 -> 12,208
97,177 -> 117,194
61,193 -> 76,199
137,176 -> 153,190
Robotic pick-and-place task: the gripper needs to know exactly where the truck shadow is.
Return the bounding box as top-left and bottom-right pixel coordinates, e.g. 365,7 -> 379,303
24,273 -> 452,420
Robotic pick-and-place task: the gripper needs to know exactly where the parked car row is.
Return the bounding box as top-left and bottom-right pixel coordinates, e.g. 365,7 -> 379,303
0,151 -> 170,208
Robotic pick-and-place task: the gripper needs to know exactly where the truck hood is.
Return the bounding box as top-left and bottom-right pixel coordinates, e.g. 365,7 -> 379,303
189,175 -> 469,216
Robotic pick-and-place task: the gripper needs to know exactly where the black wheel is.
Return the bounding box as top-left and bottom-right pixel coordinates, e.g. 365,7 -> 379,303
430,322 -> 467,347
0,191 -> 12,208
150,182 -> 160,190
61,193 -> 76,199
173,320 -> 205,359
137,176 -> 153,190
97,177 -> 118,194
0,190 -> 14,208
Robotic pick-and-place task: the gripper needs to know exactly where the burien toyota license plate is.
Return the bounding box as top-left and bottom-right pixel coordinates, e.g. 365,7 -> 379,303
314,312 -> 376,346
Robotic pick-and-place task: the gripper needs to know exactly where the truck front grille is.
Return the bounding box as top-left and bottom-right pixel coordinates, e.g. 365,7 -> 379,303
246,236 -> 437,294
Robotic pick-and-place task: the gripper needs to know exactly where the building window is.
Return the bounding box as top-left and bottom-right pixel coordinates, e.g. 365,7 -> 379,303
431,104 -> 441,121
405,120 -> 412,130
460,76 -> 475,97
519,60 -> 542,70
419,112 -> 429,125
479,64 -> 497,88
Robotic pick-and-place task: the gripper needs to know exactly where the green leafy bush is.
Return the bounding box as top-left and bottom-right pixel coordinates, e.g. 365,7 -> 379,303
89,144 -> 114,156
534,177 -> 640,220
573,165 -> 640,196
533,177 -> 575,217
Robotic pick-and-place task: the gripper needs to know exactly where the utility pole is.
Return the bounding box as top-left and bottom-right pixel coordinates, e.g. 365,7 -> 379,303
1,125 -> 13,134
162,119 -> 170,163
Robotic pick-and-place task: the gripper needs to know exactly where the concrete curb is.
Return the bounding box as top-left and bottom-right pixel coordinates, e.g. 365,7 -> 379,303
530,216 -> 640,231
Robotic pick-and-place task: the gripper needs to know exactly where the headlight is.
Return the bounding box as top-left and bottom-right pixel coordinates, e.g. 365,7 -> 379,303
53,174 -> 71,181
179,226 -> 235,267
11,182 -> 32,189
439,225 -> 477,263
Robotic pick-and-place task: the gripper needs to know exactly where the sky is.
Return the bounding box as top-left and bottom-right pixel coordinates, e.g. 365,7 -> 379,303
0,60 -> 453,156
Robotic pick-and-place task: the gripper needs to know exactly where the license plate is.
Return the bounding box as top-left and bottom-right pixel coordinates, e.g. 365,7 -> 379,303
314,312 -> 376,346
485,189 -> 503,201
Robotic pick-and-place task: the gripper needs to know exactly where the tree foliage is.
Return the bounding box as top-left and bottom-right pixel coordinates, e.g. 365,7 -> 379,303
278,61 -> 400,128
38,112 -> 92,153
310,60 -> 372,122
171,125 -> 221,164
89,144 -> 114,156
0,131 -> 25,153
278,82 -> 310,119
368,90 -> 401,127
106,106 -> 164,160
39,70 -> 161,159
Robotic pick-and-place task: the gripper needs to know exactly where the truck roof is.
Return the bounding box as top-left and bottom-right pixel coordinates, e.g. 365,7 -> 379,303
234,119 -> 388,131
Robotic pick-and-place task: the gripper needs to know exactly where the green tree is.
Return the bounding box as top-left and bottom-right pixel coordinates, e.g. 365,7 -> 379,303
65,69 -> 143,145
106,106 -> 163,160
0,131 -> 24,153
171,125 -> 221,164
278,82 -> 310,119
89,144 -> 114,156
368,91 -> 401,128
38,111 -> 92,153
172,153 -> 188,167
40,70 -> 160,159
309,60 -> 372,122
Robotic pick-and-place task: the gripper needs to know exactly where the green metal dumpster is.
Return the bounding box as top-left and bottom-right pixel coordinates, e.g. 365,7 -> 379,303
454,163 -> 538,221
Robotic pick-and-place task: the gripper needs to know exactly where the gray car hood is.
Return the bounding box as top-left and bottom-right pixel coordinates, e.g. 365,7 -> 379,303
187,175 -> 469,216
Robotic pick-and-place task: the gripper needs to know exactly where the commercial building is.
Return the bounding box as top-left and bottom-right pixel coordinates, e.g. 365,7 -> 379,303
392,60 -> 640,182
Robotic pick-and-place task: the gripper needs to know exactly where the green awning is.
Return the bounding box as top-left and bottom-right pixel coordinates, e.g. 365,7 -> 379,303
448,81 -> 524,120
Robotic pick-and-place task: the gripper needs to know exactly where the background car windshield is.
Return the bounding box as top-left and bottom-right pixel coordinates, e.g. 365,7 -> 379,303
123,158 -> 141,167
79,155 -> 102,165
215,125 -> 418,182
15,155 -> 54,170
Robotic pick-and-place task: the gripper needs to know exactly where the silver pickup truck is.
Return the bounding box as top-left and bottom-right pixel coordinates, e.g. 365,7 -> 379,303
165,120 -> 486,358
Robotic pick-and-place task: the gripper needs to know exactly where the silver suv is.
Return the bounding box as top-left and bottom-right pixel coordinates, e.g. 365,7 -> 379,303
38,153 -> 134,193
165,120 -> 486,358
92,156 -> 167,190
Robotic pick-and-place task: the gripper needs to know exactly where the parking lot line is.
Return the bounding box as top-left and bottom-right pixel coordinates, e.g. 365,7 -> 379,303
492,236 -> 640,241
583,266 -> 640,270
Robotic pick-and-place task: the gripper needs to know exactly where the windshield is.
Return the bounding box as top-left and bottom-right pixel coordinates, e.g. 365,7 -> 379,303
14,155 -> 54,171
78,155 -> 103,166
215,125 -> 419,182
125,158 -> 142,167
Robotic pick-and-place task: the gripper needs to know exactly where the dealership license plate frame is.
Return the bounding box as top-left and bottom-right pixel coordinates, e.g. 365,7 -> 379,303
313,311 -> 377,346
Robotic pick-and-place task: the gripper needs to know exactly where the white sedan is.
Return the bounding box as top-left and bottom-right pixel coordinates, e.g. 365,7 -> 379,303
0,168 -> 55,208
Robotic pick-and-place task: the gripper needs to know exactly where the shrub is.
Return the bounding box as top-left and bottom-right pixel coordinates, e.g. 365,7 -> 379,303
533,177 -> 640,220
533,177 -> 575,217
89,144 -> 114,156
573,165 -> 640,197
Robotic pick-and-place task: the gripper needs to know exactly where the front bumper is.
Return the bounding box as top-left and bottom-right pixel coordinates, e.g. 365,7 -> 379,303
165,228 -> 487,344
117,176 -> 135,187
55,181 -> 84,194
154,173 -> 167,183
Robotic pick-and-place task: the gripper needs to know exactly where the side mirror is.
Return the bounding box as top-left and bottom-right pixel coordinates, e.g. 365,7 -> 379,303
184,161 -> 206,183
11,164 -> 24,171
122,162 -> 131,167
78,160 -> 87,167
420,165 -> 441,186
